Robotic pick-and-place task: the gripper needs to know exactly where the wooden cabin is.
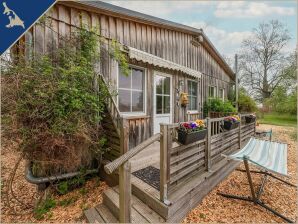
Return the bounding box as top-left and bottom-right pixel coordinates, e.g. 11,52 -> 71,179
20,1 -> 256,223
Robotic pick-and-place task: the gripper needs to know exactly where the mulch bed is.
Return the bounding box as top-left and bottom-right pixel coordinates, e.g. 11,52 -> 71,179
132,166 -> 160,190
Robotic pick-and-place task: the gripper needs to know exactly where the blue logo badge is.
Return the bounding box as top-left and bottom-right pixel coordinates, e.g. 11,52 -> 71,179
0,0 -> 56,56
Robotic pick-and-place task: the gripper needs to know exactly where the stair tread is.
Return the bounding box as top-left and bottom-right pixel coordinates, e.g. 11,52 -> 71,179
100,187 -> 165,223
95,204 -> 118,223
84,207 -> 105,223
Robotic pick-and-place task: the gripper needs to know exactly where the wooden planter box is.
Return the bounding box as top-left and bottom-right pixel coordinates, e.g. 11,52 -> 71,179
223,121 -> 239,130
245,116 -> 256,124
178,129 -> 207,145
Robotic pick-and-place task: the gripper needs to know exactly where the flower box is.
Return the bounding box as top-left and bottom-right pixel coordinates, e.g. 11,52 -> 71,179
178,128 -> 207,145
223,120 -> 239,130
245,115 -> 256,124
178,120 -> 206,145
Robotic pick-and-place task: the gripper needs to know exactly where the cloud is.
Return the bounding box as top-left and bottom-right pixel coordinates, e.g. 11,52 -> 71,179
187,21 -> 252,56
104,1 -> 214,18
215,1 -> 296,18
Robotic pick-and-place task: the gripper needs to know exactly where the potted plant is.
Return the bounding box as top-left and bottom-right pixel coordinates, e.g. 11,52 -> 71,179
245,114 -> 256,124
178,120 -> 207,145
223,115 -> 240,130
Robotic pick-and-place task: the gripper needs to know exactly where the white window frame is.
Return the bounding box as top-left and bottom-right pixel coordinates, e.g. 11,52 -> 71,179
219,88 -> 225,101
117,64 -> 147,116
187,79 -> 198,112
209,86 -> 217,98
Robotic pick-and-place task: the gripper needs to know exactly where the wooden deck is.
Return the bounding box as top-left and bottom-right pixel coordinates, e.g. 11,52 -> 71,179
85,116 -> 256,223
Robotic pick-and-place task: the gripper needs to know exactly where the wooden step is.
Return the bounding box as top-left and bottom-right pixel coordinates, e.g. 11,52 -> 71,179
85,186 -> 165,223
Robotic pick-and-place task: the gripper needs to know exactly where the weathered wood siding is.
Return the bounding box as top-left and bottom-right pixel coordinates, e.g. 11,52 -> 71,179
30,3 -> 234,147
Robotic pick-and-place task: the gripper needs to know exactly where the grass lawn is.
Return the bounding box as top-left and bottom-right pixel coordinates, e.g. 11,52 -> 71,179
258,112 -> 297,127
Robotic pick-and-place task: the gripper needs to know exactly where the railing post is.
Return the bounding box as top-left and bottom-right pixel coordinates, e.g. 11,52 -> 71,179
206,117 -> 211,171
120,117 -> 129,154
119,117 -> 131,223
160,124 -> 170,203
119,161 -> 131,223
238,114 -> 242,149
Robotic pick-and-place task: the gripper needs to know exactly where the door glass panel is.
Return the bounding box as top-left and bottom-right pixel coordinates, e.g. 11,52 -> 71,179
132,91 -> 143,112
156,95 -> 163,114
119,89 -> 131,112
132,69 -> 143,90
155,76 -> 163,94
164,77 -> 170,95
191,97 -> 197,110
163,96 -> 170,113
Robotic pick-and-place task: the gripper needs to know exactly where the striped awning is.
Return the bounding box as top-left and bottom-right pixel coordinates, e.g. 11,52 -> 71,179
226,138 -> 288,176
126,46 -> 202,79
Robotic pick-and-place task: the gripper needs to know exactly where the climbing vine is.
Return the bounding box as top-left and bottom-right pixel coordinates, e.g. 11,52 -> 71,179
1,24 -> 129,176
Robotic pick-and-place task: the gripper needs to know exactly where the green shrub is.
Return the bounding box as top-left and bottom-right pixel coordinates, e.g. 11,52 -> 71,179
203,98 -> 237,117
238,88 -> 257,112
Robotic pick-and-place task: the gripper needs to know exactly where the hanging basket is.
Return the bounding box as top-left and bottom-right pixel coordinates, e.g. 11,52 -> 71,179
178,129 -> 207,145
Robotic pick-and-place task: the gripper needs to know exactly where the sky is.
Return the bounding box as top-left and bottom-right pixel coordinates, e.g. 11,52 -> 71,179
103,0 -> 297,58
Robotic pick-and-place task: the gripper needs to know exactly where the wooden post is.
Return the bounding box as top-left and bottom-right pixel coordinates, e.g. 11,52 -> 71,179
119,118 -> 131,223
235,54 -> 239,111
160,124 -> 169,203
238,114 -> 242,149
120,117 -> 129,154
119,161 -> 131,223
206,117 -> 211,171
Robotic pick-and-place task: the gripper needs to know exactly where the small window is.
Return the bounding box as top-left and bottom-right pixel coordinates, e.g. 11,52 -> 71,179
209,86 -> 216,98
219,88 -> 225,100
118,67 -> 145,113
187,80 -> 198,111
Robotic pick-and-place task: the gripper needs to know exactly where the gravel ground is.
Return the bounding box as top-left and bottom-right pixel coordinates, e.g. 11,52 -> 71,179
1,124 -> 297,223
183,124 -> 297,223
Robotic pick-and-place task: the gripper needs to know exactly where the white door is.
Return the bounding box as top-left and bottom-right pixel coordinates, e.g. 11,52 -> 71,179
153,73 -> 172,134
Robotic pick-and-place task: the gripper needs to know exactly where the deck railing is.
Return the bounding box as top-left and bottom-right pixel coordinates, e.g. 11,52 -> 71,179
104,114 -> 256,222
159,114 -> 256,201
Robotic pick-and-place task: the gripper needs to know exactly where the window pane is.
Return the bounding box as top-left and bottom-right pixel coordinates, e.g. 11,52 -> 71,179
132,91 -> 143,112
119,71 -> 131,89
156,95 -> 163,114
192,82 -> 197,96
191,97 -> 197,110
163,96 -> 170,113
119,89 -> 131,112
164,77 -> 170,95
155,76 -> 163,94
132,69 -> 143,91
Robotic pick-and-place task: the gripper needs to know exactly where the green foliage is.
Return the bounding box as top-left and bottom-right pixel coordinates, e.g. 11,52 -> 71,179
203,98 -> 237,116
258,112 -> 297,127
59,197 -> 78,207
2,24 -> 129,175
265,86 -> 297,115
57,170 -> 87,195
110,39 -> 130,76
34,197 -> 56,220
238,88 -> 257,112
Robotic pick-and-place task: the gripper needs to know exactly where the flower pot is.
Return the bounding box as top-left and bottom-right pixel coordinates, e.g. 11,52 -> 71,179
223,121 -> 239,130
245,116 -> 256,124
178,129 -> 207,145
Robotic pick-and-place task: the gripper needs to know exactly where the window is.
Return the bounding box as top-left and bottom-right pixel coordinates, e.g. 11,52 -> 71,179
209,86 -> 216,98
155,75 -> 171,114
118,67 -> 145,113
219,88 -> 225,100
187,80 -> 198,111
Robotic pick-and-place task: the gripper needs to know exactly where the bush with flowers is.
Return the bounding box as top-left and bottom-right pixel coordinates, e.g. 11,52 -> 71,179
224,115 -> 240,123
179,119 -> 206,133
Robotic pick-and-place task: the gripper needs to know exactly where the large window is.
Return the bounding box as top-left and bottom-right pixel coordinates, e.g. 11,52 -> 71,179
187,80 -> 198,111
219,88 -> 225,100
209,86 -> 216,98
118,67 -> 145,113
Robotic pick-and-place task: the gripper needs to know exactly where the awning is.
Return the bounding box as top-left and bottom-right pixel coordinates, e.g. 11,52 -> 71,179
226,138 -> 288,176
126,46 -> 201,79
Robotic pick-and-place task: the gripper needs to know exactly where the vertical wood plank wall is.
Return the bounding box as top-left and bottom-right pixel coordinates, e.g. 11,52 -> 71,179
32,3 -> 234,140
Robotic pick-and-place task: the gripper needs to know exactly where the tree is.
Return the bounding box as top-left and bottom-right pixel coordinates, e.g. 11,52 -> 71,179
238,88 -> 257,113
239,20 -> 291,103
